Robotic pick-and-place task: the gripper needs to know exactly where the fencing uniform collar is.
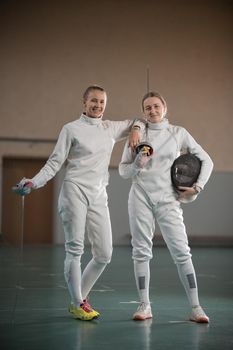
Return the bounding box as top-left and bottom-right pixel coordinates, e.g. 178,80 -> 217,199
147,118 -> 169,130
80,113 -> 103,125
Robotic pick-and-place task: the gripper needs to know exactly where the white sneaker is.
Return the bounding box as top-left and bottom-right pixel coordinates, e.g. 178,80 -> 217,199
133,302 -> 153,321
189,306 -> 209,323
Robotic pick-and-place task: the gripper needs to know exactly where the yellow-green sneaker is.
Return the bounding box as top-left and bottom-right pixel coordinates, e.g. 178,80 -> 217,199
69,301 -> 100,321
83,299 -> 100,318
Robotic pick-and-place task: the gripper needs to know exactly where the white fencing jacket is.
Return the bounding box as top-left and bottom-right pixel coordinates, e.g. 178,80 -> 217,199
119,118 -> 214,204
32,114 -> 143,201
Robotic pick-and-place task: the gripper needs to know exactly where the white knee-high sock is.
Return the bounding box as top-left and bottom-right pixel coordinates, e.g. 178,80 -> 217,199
64,253 -> 83,307
81,258 -> 107,300
176,259 -> 200,307
134,260 -> 150,304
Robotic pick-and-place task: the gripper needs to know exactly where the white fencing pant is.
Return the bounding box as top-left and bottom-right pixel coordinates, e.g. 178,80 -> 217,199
129,185 -> 200,307
58,181 -> 112,306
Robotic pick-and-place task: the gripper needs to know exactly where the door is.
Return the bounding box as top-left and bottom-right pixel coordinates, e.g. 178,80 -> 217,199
2,157 -> 53,244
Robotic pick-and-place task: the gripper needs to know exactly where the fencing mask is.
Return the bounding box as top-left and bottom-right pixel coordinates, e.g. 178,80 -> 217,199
171,153 -> 202,203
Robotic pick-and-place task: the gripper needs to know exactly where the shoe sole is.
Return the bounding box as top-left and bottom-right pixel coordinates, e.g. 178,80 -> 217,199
189,317 -> 209,323
69,309 -> 100,320
74,315 -> 99,321
133,315 -> 153,321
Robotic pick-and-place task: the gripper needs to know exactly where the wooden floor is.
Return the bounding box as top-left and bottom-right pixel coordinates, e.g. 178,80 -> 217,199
0,245 -> 232,350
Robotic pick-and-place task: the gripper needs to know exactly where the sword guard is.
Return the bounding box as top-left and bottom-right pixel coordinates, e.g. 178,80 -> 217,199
12,181 -> 34,196
136,142 -> 153,156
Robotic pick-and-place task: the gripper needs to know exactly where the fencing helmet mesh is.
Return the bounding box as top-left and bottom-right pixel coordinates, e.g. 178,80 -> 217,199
171,153 -> 202,190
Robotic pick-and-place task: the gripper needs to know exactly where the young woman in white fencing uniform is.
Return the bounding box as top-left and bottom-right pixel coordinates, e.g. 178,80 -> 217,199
119,91 -> 213,322
15,85 -> 143,321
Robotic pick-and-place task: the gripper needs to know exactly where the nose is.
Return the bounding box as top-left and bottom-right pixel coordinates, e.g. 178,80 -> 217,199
95,101 -> 102,108
150,106 -> 156,113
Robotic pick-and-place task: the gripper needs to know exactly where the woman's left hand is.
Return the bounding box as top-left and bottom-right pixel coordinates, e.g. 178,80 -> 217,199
177,186 -> 197,201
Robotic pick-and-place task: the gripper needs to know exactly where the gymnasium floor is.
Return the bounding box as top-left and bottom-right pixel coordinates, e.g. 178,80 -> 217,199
0,245 -> 232,350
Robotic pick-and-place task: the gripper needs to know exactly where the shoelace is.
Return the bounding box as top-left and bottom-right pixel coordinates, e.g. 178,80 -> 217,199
193,308 -> 205,317
83,299 -> 90,307
137,302 -> 148,312
80,302 -> 92,313
81,299 -> 95,313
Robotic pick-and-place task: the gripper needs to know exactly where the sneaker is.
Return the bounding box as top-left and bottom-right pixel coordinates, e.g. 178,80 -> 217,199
69,301 -> 100,321
82,299 -> 100,317
133,302 -> 153,321
189,306 -> 209,323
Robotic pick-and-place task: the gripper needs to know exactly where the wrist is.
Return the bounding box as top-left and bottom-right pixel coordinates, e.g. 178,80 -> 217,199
192,184 -> 202,194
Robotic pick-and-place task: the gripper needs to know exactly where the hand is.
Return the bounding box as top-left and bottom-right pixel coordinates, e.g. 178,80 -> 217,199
177,186 -> 197,202
134,150 -> 152,169
12,178 -> 35,196
128,127 -> 140,149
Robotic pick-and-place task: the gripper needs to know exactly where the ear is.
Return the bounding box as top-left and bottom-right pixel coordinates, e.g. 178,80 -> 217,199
163,106 -> 167,117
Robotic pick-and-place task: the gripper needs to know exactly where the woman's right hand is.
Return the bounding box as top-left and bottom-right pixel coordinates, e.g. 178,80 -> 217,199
12,178 -> 35,196
134,151 -> 152,168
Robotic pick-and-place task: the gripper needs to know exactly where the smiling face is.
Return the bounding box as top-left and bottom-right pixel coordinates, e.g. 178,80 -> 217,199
83,89 -> 107,118
143,96 -> 166,123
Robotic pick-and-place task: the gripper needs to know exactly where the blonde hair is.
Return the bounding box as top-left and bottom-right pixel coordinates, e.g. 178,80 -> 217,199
142,91 -> 167,115
83,85 -> 106,101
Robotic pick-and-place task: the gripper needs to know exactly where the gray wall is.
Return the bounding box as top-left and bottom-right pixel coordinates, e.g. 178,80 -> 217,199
108,169 -> 233,246
53,168 -> 233,246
